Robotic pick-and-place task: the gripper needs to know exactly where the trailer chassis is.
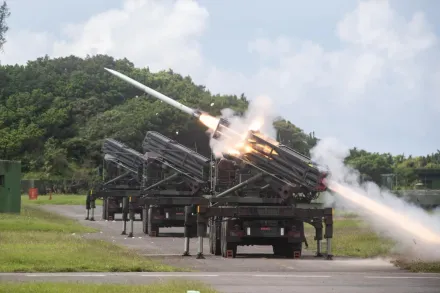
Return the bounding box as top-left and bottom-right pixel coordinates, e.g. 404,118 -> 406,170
126,196 -> 209,238
181,198 -> 333,260
86,189 -> 143,231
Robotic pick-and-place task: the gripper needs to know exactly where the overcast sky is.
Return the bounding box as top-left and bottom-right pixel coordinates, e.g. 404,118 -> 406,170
2,0 -> 439,156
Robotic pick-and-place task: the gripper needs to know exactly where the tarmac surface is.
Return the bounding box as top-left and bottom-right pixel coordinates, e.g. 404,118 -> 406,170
1,271 -> 440,293
3,204 -> 437,293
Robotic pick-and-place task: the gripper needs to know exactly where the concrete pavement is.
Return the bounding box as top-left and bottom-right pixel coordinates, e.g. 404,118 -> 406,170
41,205 -> 401,272
1,271 -> 440,293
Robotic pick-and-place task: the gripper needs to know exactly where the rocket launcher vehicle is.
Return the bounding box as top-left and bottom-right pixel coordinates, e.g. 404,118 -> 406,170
102,136 -> 210,186
104,68 -> 329,197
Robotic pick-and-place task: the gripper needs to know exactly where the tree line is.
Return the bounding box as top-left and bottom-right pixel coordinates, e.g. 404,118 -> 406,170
0,1 -> 439,190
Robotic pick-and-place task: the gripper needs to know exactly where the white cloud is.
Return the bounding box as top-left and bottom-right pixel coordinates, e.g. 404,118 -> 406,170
1,30 -> 53,65
204,0 -> 440,154
2,0 -> 208,74
210,0 -> 438,104
1,0 -> 439,154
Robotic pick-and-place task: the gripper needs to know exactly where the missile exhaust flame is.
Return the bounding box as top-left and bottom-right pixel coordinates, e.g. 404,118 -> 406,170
199,113 -> 220,130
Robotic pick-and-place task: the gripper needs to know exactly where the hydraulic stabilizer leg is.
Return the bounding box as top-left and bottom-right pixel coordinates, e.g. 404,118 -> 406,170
121,216 -> 127,235
90,199 -> 96,221
121,197 -> 128,235
196,214 -> 206,259
85,192 -> 90,220
315,221 -> 324,257
85,190 -> 93,220
325,210 -> 333,260
128,198 -> 134,238
182,206 -> 191,256
326,237 -> 332,260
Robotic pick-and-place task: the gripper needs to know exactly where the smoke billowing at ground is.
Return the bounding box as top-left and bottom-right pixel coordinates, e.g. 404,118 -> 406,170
205,95 -> 278,157
310,137 -> 440,261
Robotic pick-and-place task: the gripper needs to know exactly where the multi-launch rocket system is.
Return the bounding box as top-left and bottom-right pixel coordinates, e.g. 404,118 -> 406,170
104,67 -> 329,196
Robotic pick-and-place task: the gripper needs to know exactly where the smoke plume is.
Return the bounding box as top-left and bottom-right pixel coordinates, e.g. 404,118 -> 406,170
310,137 -> 440,261
208,95 -> 277,157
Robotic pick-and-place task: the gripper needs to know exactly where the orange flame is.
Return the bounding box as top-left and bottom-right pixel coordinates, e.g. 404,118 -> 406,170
198,113 -> 278,158
199,114 -> 220,130
253,143 -> 278,156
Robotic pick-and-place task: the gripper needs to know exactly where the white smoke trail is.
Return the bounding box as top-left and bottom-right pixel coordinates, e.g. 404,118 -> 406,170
208,95 -> 278,157
310,137 -> 440,261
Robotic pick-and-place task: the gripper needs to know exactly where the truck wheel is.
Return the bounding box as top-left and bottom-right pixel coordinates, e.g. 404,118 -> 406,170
102,199 -> 107,220
221,219 -> 237,258
142,208 -> 148,234
147,207 -> 159,237
272,244 -> 284,256
284,243 -> 302,258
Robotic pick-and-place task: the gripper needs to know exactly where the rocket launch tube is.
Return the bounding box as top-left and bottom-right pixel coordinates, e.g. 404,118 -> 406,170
103,139 -> 145,171
104,68 -> 201,118
143,140 -> 206,174
144,131 -> 209,165
103,137 -> 206,184
142,131 -> 210,181
143,139 -> 207,179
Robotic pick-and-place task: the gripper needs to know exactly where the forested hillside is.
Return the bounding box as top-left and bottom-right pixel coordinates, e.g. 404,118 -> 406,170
0,55 -> 439,189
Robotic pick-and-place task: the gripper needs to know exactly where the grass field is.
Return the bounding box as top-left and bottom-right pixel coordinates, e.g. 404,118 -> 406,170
305,216 -> 440,272
22,194 -> 103,206
0,281 -> 217,293
0,205 -> 183,272
304,217 -> 394,258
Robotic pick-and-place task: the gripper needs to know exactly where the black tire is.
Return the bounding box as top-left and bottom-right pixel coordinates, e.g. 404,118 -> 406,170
272,244 -> 284,256
284,242 -> 303,258
147,207 -> 159,237
142,208 -> 148,234
221,219 -> 237,258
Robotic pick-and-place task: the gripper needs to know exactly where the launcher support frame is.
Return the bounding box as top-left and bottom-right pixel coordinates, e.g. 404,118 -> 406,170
183,205 -> 333,260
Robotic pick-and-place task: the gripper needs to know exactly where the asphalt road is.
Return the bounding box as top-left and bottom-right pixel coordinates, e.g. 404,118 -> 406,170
1,271 -> 440,293
19,204 -> 438,293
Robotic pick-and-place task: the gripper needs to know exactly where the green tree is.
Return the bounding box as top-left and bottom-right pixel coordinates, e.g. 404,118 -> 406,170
0,1 -> 10,51
0,53 -> 436,192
